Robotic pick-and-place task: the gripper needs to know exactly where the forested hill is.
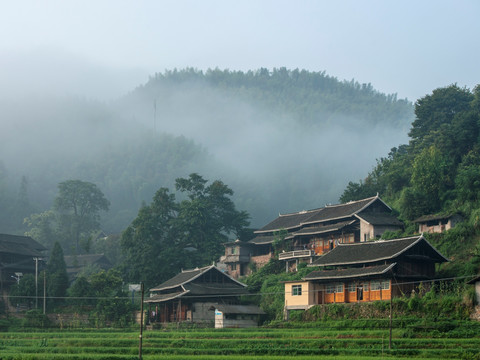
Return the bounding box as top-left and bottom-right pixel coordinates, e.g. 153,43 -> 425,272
0,68 -> 413,239
340,84 -> 480,277
124,68 -> 411,128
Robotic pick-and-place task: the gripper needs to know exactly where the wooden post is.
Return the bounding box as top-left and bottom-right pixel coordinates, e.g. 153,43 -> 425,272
43,270 -> 46,314
389,292 -> 393,350
139,283 -> 144,360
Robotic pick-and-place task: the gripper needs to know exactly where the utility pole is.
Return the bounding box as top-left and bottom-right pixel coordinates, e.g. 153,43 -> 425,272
389,294 -> 393,349
33,257 -> 43,309
139,282 -> 144,360
43,270 -> 46,314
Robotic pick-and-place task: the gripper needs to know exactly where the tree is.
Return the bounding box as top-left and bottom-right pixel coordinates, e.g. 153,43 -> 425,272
46,241 -> 69,307
9,274 -> 36,308
410,145 -> 450,212
121,174 -> 250,288
89,269 -> 133,326
54,180 -> 110,253
24,210 -> 57,250
175,173 -> 250,268
409,85 -> 473,148
121,187 -> 179,288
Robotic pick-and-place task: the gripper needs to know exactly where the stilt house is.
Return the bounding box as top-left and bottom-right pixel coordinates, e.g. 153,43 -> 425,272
145,265 -> 262,326
283,235 -> 448,319
223,195 -> 403,277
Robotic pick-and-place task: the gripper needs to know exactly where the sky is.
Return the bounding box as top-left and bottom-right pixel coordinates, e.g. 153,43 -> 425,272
0,0 -> 478,102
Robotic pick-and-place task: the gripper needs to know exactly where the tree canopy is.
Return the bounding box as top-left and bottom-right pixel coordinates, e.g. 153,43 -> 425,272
340,84 -> 480,221
121,173 -> 249,288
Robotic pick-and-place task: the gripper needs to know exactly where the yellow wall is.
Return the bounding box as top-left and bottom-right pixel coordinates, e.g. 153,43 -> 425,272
284,281 -> 315,307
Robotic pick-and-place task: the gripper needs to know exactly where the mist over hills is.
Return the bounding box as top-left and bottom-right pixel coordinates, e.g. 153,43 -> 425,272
0,66 -> 413,235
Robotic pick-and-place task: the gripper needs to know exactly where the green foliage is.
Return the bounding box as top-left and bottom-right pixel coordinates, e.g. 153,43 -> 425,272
54,180 -> 110,253
67,276 -> 95,306
22,309 -> 51,329
340,83 -> 480,277
90,269 -> 134,326
46,242 -> 69,308
9,274 -> 36,308
121,173 -> 249,288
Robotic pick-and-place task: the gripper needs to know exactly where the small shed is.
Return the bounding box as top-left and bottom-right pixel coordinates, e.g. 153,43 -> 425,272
211,304 -> 265,328
64,254 -> 112,281
414,213 -> 463,234
468,275 -> 480,305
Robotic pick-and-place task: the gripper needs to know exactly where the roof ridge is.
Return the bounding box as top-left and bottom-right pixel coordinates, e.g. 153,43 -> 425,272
181,265 -> 213,273
324,195 -> 377,209
278,207 -> 323,217
335,235 -> 421,247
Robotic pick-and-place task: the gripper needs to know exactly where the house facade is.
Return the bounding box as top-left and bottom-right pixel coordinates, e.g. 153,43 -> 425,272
414,213 -> 463,234
283,235 -> 448,319
223,195 -> 403,277
0,234 -> 46,291
145,265 -> 262,326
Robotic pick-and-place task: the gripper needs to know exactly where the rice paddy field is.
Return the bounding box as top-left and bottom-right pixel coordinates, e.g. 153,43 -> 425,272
1,323 -> 480,360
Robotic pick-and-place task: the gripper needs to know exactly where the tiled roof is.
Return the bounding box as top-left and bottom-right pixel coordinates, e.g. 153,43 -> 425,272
414,213 -> 459,223
256,209 -> 321,233
255,196 -> 385,233
355,213 -> 403,226
303,263 -> 395,281
302,197 -> 380,225
310,235 -> 448,267
285,220 -> 356,239
212,304 -> 266,315
64,254 -> 111,268
144,291 -> 186,303
183,282 -> 248,296
0,234 -> 46,257
149,265 -> 246,292
248,235 -> 276,245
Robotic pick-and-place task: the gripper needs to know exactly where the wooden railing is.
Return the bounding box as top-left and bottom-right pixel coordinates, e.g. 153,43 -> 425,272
278,250 -> 314,260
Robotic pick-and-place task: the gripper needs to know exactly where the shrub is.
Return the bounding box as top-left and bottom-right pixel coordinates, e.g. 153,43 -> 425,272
22,309 -> 51,329
0,318 -> 10,331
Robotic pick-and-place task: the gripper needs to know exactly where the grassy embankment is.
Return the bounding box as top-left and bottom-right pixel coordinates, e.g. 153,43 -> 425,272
1,319 -> 480,360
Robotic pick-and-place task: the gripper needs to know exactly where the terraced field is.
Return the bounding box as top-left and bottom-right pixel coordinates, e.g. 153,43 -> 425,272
0,325 -> 479,359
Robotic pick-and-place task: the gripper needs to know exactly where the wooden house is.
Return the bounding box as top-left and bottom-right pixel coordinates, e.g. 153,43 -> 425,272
414,213 -> 463,234
64,254 -> 112,282
0,234 -> 46,291
145,265 -> 262,326
223,195 -> 403,276
283,235 -> 448,319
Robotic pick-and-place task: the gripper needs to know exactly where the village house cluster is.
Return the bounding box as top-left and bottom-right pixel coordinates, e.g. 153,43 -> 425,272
1,195 -> 475,328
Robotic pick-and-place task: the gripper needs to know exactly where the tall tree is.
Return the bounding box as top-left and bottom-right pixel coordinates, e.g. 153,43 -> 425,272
121,174 -> 250,288
121,187 -> 179,288
175,174 -> 250,267
54,180 -> 110,253
46,241 -> 69,307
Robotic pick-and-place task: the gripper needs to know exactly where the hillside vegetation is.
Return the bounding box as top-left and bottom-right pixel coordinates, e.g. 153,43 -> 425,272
340,84 -> 480,277
0,68 -> 413,238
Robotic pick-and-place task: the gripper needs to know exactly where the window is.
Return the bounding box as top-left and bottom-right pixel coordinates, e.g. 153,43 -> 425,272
363,283 -> 369,292
326,284 -> 335,294
231,264 -> 237,271
381,280 -> 390,290
231,247 -> 237,255
371,281 -> 381,291
292,284 -> 302,296
348,283 -> 356,293
335,283 -> 344,293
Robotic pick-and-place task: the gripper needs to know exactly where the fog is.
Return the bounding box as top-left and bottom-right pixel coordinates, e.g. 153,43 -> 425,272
0,53 -> 411,230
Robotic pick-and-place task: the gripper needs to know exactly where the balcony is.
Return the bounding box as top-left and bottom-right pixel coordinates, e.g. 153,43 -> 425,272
223,254 -> 251,263
278,249 -> 314,261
